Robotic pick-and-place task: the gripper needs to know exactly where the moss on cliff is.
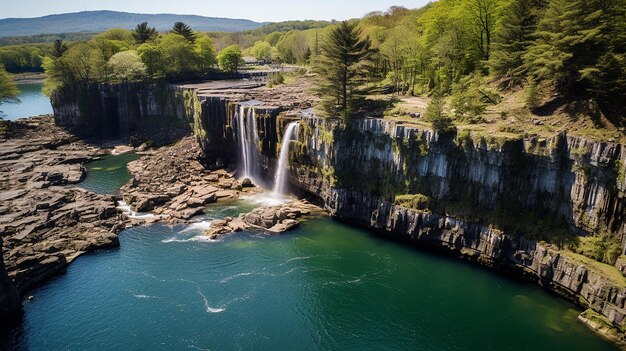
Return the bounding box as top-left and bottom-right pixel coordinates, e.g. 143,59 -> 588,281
395,194 -> 430,211
573,234 -> 622,265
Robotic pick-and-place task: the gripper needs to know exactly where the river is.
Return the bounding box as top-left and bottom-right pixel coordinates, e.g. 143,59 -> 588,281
0,83 -> 53,121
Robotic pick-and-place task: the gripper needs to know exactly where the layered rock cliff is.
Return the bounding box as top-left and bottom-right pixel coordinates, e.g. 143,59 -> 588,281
52,83 -> 198,142
292,117 -> 625,241
0,238 -> 20,326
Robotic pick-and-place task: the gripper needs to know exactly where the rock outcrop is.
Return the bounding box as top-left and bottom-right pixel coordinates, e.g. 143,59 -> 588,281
204,200 -> 322,238
51,83 -> 192,141
120,135 -> 258,223
48,77 -> 626,344
0,117 -> 126,297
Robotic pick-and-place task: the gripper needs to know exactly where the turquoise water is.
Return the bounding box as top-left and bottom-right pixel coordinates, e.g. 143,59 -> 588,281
80,153 -> 141,194
0,83 -> 53,121
0,211 -> 616,350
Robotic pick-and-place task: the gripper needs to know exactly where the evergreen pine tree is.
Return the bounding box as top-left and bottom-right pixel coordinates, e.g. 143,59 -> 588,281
133,22 -> 158,44
523,0 -> 577,91
172,22 -> 196,43
315,21 -> 375,123
524,0 -> 626,97
425,90 -> 455,133
578,0 -> 626,99
489,0 -> 545,84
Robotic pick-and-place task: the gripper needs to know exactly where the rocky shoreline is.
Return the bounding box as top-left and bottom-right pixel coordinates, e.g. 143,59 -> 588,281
0,116 -> 124,295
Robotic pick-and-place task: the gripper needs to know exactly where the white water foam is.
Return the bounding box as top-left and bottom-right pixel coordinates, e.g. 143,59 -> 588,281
133,294 -> 162,299
197,289 -> 225,313
219,272 -> 255,284
116,200 -> 158,220
240,192 -> 293,207
161,236 -> 218,244
179,220 -> 213,233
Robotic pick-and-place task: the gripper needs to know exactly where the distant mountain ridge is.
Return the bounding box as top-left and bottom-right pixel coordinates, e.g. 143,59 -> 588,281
0,10 -> 267,37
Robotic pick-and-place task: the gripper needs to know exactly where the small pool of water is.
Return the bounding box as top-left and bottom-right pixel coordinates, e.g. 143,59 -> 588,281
80,153 -> 140,194
0,83 -> 53,121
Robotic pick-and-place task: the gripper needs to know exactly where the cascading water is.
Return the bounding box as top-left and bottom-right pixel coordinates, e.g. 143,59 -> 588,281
272,122 -> 300,196
235,105 -> 261,184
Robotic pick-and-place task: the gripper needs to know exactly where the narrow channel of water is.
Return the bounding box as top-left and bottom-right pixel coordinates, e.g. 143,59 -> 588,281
0,83 -> 53,121
80,153 -> 140,194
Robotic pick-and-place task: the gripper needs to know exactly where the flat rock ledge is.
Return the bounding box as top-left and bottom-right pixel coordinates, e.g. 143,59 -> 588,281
0,117 -> 126,294
120,136 -> 261,224
205,200 -> 323,238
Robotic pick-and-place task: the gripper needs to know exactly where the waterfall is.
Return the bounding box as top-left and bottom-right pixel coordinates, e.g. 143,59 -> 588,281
273,122 -> 300,196
235,105 -> 261,183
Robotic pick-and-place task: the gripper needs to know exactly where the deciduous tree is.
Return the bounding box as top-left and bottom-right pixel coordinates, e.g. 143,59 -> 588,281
217,45 -> 243,73
108,50 -> 147,82
0,64 -> 18,101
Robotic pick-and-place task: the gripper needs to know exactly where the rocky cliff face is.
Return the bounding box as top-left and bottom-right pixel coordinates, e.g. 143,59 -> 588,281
292,117 -> 625,241
0,238 -> 21,326
52,83 -> 196,142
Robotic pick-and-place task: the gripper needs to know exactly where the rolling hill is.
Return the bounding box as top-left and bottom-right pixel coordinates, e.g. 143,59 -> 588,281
0,10 -> 267,37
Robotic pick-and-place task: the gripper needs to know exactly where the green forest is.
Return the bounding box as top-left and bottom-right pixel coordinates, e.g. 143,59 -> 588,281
1,0 -> 625,136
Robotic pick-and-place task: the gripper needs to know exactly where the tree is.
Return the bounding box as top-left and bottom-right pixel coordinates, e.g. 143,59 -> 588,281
172,22 -> 196,43
524,0 -> 626,96
315,21 -> 375,123
264,32 -> 283,46
51,39 -> 68,58
195,35 -> 217,74
0,64 -> 19,101
217,45 -> 243,73
489,0 -> 545,84
425,92 -> 455,133
108,50 -> 147,82
158,33 -> 198,76
137,43 -> 164,78
132,22 -> 157,44
43,41 -> 104,90
468,0 -> 498,61
251,41 -> 273,61
95,28 -> 134,45
276,30 -> 311,64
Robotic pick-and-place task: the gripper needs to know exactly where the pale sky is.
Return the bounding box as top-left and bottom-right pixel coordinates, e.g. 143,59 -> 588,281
1,0 -> 432,22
